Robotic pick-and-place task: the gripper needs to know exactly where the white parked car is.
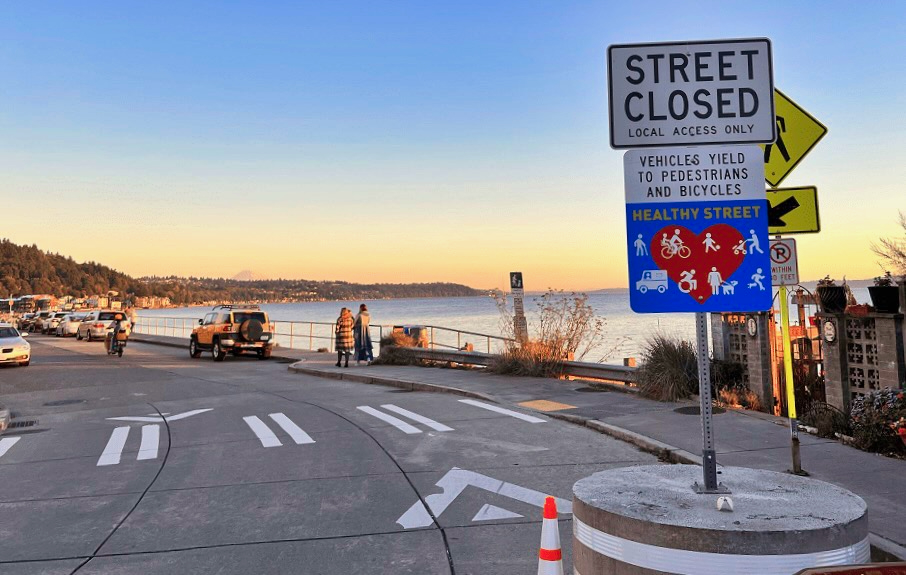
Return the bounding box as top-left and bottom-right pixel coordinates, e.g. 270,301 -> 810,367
42,311 -> 70,334
56,314 -> 84,337
77,311 -> 130,341
0,323 -> 30,367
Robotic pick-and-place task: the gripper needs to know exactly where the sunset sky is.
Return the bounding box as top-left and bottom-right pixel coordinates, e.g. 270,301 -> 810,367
2,2 -> 904,290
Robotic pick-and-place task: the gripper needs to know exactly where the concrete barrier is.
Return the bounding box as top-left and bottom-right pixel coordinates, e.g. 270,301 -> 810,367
573,465 -> 869,575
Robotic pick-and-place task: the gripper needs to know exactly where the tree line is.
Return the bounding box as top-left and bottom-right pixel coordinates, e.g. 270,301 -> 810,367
0,239 -> 482,304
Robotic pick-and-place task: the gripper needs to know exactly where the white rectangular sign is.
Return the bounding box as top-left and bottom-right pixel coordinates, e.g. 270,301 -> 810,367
770,238 -> 799,285
608,38 -> 775,149
623,145 -> 765,204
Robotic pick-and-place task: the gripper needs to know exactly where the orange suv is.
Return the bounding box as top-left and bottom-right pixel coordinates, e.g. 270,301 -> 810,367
189,305 -> 275,361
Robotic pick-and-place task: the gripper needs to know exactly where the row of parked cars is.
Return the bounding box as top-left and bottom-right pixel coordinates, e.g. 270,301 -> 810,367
17,310 -> 130,341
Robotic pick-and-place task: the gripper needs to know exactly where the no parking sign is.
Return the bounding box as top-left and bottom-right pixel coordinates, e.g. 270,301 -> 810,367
625,145 -> 772,313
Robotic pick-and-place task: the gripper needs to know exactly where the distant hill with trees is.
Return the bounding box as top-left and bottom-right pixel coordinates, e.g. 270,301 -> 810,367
0,239 -> 482,304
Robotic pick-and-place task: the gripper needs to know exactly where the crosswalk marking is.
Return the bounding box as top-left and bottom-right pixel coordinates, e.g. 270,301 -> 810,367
137,424 -> 160,460
380,404 -> 453,432
268,413 -> 315,445
0,436 -> 21,458
97,426 -> 130,466
243,416 -> 282,448
356,406 -> 422,434
458,399 -> 547,423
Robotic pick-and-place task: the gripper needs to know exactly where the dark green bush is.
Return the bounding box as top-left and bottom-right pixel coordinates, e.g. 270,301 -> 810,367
850,388 -> 906,454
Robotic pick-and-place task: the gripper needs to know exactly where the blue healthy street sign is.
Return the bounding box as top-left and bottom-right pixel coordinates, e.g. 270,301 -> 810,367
625,145 -> 772,313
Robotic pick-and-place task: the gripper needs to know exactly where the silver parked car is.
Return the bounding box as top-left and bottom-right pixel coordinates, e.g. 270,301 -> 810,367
77,311 -> 129,341
56,314 -> 84,337
0,323 -> 30,367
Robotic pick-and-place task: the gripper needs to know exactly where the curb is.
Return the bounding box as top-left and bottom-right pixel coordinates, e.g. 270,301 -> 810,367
0,402 -> 9,432
287,364 -> 497,403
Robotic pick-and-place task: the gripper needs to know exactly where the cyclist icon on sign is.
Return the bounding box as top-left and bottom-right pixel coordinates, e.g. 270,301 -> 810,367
660,230 -> 691,259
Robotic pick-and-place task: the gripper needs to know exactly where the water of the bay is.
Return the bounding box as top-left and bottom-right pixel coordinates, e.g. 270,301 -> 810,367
137,287 -> 870,363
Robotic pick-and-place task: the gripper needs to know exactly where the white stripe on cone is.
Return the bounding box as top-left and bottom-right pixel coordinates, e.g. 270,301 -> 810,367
538,496 -> 564,575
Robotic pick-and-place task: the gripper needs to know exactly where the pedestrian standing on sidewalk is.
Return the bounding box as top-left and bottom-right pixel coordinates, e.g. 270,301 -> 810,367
354,304 -> 374,366
335,307 -> 354,368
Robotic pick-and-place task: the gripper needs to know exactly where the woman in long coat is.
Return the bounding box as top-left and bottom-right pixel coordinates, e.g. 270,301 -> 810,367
354,304 -> 373,365
335,307 -> 355,367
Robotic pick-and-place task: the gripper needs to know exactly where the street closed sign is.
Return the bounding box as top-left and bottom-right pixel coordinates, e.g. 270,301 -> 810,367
608,38 -> 775,148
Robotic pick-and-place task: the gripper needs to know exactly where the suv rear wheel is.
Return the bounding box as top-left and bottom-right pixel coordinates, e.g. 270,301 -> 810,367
258,348 -> 272,360
211,339 -> 226,362
189,337 -> 202,359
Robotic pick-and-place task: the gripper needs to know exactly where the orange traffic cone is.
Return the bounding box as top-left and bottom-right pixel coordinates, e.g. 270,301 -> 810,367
538,496 -> 564,575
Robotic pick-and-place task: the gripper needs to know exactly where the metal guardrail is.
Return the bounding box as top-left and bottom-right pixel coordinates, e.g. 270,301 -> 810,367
394,347 -> 638,385
132,316 -> 513,356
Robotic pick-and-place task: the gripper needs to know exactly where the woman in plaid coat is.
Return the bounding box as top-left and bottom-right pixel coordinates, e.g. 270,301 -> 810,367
335,308 -> 355,367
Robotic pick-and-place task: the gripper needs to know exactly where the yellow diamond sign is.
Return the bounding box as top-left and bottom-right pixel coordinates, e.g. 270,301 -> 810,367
761,89 -> 828,187
767,186 -> 820,235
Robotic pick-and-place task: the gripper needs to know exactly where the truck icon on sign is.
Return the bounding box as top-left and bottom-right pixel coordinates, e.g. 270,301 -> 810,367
636,270 -> 668,294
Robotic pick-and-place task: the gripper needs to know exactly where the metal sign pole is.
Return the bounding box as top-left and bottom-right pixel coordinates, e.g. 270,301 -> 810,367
693,311 -> 726,493
778,284 -> 805,475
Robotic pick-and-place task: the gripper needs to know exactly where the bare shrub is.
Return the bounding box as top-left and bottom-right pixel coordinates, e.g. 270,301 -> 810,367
871,211 -> 906,277
637,334 -> 698,401
487,289 -> 612,377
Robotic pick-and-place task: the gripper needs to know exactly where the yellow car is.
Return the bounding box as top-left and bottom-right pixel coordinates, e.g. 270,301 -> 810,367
190,305 -> 275,361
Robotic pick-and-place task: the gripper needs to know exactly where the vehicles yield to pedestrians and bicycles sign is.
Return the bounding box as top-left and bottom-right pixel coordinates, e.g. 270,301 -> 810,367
624,145 -> 772,313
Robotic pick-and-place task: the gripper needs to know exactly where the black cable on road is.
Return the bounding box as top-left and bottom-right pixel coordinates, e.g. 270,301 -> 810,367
68,401 -> 173,575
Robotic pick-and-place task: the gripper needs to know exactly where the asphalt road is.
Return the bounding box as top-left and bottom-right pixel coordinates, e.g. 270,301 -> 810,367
0,336 -> 655,574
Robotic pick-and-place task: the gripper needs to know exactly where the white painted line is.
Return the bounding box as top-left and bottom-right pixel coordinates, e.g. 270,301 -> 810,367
268,413 -> 315,445
98,426 -> 130,466
0,436 -> 21,458
380,404 -> 454,432
356,406 -> 422,434
243,416 -> 282,448
137,424 -> 160,460
457,399 -> 546,423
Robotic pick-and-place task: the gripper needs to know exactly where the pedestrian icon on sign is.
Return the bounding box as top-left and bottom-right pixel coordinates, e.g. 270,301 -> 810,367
703,233 -> 720,253
764,116 -> 790,164
749,268 -> 766,291
747,230 -> 764,254
707,267 -> 723,295
634,234 -> 648,256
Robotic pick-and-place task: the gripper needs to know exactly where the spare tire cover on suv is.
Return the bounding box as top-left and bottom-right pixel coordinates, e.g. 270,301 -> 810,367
239,319 -> 264,342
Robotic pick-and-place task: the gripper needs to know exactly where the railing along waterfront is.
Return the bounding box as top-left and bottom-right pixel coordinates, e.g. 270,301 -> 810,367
132,316 -> 513,356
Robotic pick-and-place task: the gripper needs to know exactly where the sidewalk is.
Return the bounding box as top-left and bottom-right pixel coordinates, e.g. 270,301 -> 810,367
289,356 -> 906,554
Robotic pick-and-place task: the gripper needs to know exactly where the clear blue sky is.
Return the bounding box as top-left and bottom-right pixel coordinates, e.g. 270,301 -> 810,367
2,1 -> 904,288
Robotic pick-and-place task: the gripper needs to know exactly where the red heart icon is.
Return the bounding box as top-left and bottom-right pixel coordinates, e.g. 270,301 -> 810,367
650,224 -> 746,304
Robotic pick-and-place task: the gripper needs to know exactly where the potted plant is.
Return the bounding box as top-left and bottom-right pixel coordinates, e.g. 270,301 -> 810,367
868,271 -> 901,314
816,276 -> 847,313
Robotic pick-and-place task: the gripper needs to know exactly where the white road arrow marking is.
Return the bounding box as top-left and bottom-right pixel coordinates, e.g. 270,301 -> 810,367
0,437 -> 21,459
396,467 -> 572,529
97,426 -> 130,466
472,504 -> 523,522
380,404 -> 453,432
458,399 -> 546,423
107,408 -> 213,423
357,406 -> 421,434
